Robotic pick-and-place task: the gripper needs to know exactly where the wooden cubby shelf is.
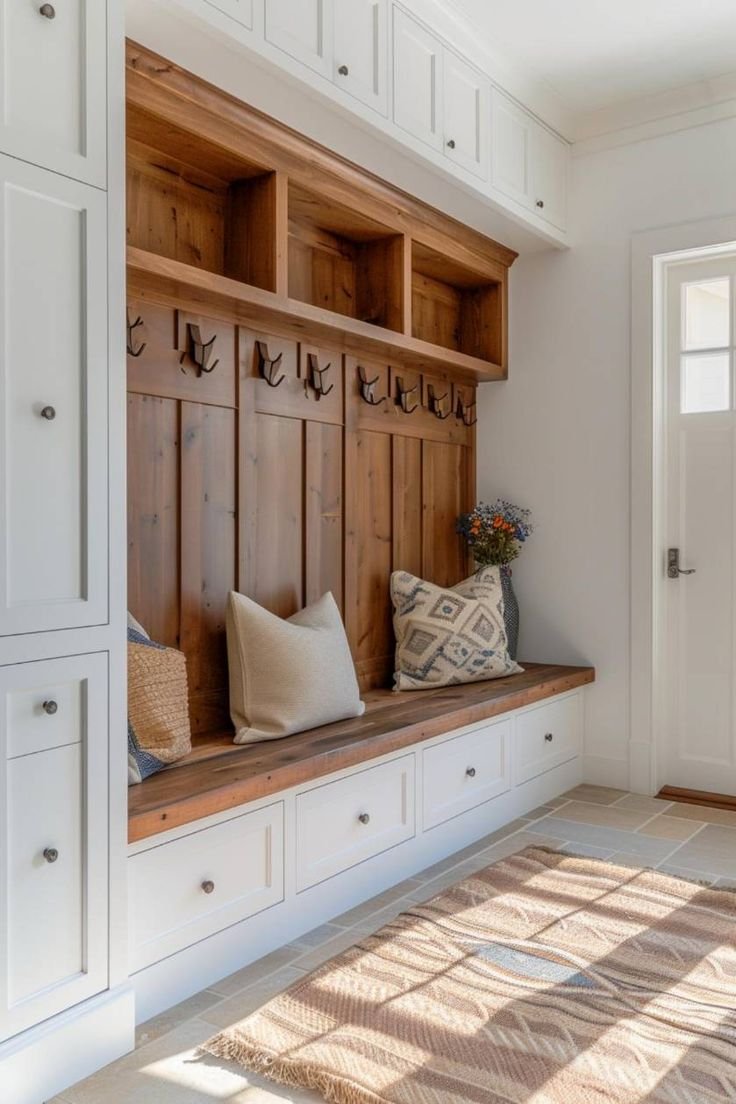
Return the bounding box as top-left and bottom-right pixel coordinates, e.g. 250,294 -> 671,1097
127,246 -> 506,381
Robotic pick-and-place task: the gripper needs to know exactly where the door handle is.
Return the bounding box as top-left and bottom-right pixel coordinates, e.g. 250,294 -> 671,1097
667,548 -> 696,578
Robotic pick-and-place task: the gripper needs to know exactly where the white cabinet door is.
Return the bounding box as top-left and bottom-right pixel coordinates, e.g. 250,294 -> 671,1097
491,88 -> 533,209
205,0 -> 254,29
0,156 -> 108,638
265,0 -> 333,78
333,0 -> 387,114
393,8 -> 443,152
0,0 -> 105,187
0,653 -> 108,1042
443,50 -> 489,180
530,124 -> 568,231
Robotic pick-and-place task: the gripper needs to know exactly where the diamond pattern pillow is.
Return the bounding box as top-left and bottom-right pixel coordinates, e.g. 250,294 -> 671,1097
390,566 -> 523,690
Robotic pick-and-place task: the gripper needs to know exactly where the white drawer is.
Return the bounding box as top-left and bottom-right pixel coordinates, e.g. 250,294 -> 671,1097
423,720 -> 510,830
296,756 -> 415,892
514,693 -> 582,785
2,653 -> 103,759
129,802 -> 284,971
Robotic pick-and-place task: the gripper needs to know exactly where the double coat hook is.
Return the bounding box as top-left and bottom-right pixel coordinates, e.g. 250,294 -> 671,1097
456,393 -> 478,427
395,376 -> 420,415
427,384 -> 452,420
126,310 -> 146,358
306,354 -> 334,400
358,366 -> 387,406
256,340 -> 285,387
181,323 -> 219,376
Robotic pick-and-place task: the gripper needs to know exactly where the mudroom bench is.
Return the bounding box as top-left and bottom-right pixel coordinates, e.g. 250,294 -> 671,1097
128,663 -> 594,1022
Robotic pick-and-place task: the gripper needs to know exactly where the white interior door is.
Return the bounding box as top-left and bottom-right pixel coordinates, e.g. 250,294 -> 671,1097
663,256 -> 736,793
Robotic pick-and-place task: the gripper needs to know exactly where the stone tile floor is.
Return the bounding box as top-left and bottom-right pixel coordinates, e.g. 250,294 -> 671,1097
50,785 -> 736,1103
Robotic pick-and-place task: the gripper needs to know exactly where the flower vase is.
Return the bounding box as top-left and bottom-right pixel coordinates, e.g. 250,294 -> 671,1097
500,565 -> 519,660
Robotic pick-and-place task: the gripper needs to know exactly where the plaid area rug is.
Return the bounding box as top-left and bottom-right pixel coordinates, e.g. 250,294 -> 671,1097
202,847 -> 736,1104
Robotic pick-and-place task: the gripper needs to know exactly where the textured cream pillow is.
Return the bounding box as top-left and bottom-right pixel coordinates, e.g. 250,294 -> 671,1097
226,591 -> 365,744
391,565 -> 523,690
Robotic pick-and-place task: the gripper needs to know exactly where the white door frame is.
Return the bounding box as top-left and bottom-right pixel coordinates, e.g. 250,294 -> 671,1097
630,215 -> 736,794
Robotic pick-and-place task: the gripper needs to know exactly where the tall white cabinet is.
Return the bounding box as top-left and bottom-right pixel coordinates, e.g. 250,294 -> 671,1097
0,3 -> 131,1103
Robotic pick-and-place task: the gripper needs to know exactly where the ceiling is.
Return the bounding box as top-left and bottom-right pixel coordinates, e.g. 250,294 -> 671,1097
448,0 -> 736,136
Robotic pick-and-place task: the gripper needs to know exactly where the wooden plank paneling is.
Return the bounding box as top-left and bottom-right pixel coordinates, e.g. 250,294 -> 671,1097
127,394 -> 180,646
422,440 -> 470,587
180,402 -> 236,735
392,436 -> 422,577
354,430 -> 393,683
305,422 -> 343,611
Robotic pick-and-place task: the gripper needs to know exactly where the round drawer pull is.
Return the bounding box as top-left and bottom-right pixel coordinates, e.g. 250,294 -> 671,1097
40,405 -> 56,421
358,812 -> 370,825
338,64 -> 349,76
201,879 -> 215,894
42,699 -> 58,715
536,199 -> 545,209
544,732 -> 554,742
446,139 -> 456,149
466,766 -> 476,778
39,3 -> 56,18
43,847 -> 59,864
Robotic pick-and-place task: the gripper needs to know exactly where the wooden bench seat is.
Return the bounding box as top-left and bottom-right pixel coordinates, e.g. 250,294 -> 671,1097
128,663 -> 594,843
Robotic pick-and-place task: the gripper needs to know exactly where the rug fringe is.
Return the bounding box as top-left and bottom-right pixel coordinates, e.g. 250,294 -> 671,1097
200,1033 -> 388,1104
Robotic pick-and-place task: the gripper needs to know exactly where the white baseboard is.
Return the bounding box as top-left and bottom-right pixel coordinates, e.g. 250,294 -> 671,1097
582,754 -> 630,791
0,985 -> 135,1104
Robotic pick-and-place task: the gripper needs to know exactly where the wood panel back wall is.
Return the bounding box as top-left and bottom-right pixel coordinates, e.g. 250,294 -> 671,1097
126,42 -> 512,733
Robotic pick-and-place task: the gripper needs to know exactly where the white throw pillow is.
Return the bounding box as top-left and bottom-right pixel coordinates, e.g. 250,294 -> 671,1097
226,590 -> 365,744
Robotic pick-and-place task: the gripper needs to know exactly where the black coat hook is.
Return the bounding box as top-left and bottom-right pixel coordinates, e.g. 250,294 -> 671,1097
395,376 -> 420,414
127,310 -> 146,358
256,340 -> 285,387
306,353 -> 334,400
180,323 -> 219,376
358,366 -> 387,406
456,394 -> 478,427
428,384 -> 452,420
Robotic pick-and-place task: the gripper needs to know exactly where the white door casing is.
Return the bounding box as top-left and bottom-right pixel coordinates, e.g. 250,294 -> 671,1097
662,256 -> 736,793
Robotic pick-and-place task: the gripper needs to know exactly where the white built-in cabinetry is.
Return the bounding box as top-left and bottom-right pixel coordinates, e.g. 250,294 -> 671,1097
0,2 -> 130,1102
491,88 -> 567,230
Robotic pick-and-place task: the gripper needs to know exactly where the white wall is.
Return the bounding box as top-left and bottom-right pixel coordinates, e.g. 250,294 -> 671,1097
478,115 -> 736,789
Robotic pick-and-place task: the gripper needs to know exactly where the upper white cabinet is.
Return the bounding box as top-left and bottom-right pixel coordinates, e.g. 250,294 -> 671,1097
0,0 -> 106,188
393,7 -> 443,151
491,88 -> 568,230
265,0 -> 333,78
0,154 -> 108,638
394,9 -> 489,181
206,0 -> 253,28
443,49 -> 489,180
333,0 -> 388,113
0,653 -> 108,1043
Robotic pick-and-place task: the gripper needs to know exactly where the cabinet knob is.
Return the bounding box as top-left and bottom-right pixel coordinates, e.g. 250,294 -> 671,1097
466,766 -> 476,778
544,732 -> 554,742
42,699 -> 58,715
39,3 -> 56,17
536,199 -> 545,209
201,879 -> 215,894
358,812 -> 370,825
40,405 -> 56,421
338,64 -> 349,76
446,139 -> 456,149
43,847 -> 59,863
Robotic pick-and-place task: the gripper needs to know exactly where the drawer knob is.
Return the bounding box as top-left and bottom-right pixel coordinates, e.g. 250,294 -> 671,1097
466,766 -> 476,778
39,3 -> 56,17
338,64 -> 349,76
358,812 -> 370,825
43,847 -> 59,864
447,139 -> 456,149
40,405 -> 56,421
545,732 -> 554,742
201,879 -> 215,894
42,699 -> 58,715
536,199 -> 545,209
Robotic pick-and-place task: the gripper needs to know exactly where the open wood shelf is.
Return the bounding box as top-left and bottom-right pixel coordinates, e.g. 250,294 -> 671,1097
127,246 -> 506,382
